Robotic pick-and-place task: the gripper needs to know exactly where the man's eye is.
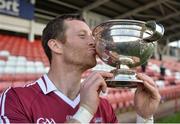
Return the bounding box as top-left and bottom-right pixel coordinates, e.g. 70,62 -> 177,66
79,34 -> 85,38
79,34 -> 85,36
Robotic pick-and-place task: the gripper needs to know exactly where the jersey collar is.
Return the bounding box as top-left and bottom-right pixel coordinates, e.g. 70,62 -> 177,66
36,74 -> 80,108
37,74 -> 57,94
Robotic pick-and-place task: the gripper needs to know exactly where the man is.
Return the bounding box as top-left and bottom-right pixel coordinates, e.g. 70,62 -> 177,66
0,14 -> 161,123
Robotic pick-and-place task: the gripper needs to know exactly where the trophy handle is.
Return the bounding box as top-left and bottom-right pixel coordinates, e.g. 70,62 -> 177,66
143,21 -> 164,42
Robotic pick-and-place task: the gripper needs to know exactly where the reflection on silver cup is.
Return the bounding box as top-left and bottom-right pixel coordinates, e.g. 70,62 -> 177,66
93,20 -> 164,88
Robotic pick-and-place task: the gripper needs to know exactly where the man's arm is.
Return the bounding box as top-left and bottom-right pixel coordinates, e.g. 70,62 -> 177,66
66,105 -> 93,123
66,71 -> 114,123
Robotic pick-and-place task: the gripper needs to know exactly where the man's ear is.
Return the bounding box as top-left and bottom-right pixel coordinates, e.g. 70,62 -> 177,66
47,39 -> 62,54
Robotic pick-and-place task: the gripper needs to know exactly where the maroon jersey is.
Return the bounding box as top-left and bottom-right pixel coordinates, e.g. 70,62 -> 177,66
0,74 -> 117,123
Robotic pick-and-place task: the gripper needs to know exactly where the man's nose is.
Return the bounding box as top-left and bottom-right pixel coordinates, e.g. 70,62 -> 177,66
88,36 -> 96,46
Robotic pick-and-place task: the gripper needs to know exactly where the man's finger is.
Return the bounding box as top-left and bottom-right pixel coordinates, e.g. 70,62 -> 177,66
98,71 -> 114,78
93,77 -> 107,91
85,71 -> 113,82
137,73 -> 156,88
101,81 -> 107,93
143,80 -> 160,99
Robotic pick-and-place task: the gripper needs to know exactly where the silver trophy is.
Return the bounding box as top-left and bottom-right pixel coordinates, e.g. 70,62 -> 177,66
93,20 -> 164,88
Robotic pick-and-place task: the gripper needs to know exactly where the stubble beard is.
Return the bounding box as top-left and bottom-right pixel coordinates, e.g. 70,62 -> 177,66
63,54 -> 97,71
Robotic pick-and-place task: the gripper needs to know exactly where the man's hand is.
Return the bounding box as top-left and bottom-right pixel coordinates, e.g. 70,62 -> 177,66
80,71 -> 113,115
134,73 -> 161,119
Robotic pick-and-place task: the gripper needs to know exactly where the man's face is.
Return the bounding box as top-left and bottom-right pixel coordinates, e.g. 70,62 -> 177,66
61,20 -> 97,70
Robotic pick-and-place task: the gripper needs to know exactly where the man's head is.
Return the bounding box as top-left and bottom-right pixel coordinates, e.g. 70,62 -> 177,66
42,14 -> 96,70
42,14 -> 85,63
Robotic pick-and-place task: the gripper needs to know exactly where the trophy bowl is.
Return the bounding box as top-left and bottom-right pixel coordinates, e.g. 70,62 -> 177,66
92,20 -> 164,88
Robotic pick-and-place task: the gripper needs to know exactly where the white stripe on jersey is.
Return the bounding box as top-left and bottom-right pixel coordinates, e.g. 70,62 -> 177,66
0,87 -> 11,123
0,117 -> 2,124
0,94 -> 2,124
25,82 -> 37,87
0,94 -> 2,108
2,116 -> 10,124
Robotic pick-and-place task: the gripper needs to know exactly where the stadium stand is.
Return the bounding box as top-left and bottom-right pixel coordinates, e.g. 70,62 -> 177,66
0,34 -> 48,90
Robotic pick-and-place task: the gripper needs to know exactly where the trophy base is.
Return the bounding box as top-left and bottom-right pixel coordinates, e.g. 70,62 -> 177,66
106,69 -> 143,88
106,79 -> 143,88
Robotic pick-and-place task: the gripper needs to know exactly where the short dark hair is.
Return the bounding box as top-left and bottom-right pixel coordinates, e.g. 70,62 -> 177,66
42,14 -> 85,63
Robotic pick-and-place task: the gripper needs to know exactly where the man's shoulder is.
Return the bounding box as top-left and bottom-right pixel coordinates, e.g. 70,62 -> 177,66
5,81 -> 42,101
15,81 -> 39,91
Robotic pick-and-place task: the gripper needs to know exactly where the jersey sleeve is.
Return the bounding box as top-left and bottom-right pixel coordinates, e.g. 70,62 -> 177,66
106,100 -> 118,123
0,87 -> 30,123
100,98 -> 118,123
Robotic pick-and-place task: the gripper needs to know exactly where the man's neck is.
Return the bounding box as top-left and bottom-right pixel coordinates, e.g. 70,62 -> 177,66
47,63 -> 83,100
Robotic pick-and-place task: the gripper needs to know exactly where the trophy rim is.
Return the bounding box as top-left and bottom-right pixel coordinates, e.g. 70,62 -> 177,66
92,19 -> 146,35
92,19 -> 164,43
99,19 -> 146,24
